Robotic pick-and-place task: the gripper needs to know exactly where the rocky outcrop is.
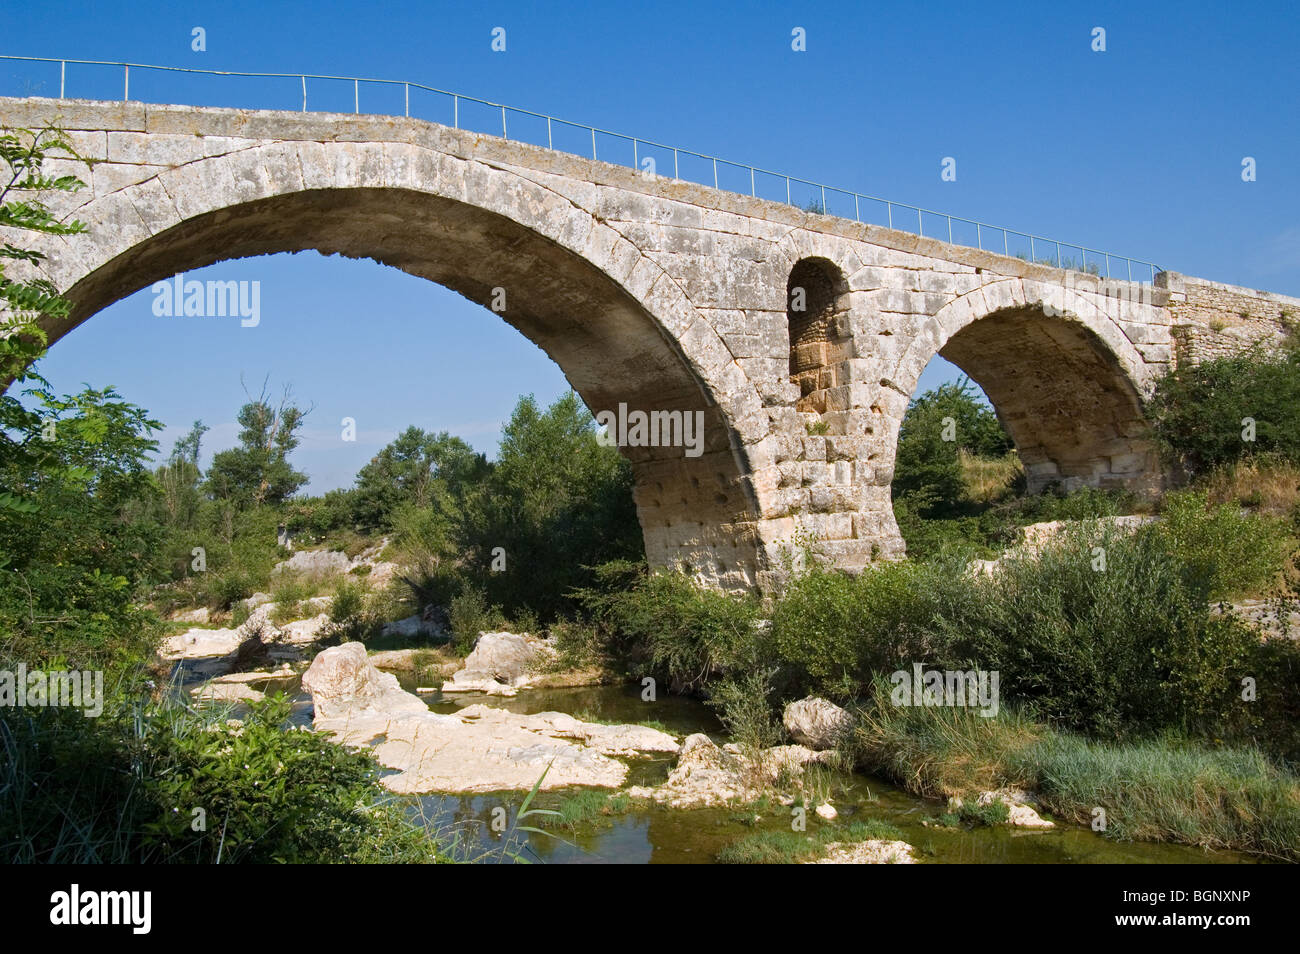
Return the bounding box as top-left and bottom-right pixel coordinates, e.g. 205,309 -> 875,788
782,696 -> 853,750
627,733 -> 835,809
273,549 -> 352,577
301,642 -> 428,721
301,642 -> 679,794
442,632 -> 556,695
811,840 -> 915,864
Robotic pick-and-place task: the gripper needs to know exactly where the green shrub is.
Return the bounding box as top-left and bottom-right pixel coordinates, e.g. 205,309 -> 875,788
1154,489 -> 1288,599
448,586 -> 506,655
952,523 -> 1260,738
767,560 -> 978,702
330,578 -> 367,624
0,684 -> 446,863
1148,349 -> 1300,478
577,564 -> 761,692
708,667 -> 784,752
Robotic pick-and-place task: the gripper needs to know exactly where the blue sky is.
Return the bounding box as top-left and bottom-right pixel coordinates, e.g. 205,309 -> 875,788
4,1 -> 1297,490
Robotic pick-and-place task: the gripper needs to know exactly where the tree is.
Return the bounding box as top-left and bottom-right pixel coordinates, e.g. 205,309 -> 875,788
1147,348 -> 1300,478
352,426 -> 486,531
206,381 -> 310,507
456,392 -> 642,620
156,420 -> 207,529
0,125 -> 90,383
892,377 -> 1012,517
0,384 -> 162,663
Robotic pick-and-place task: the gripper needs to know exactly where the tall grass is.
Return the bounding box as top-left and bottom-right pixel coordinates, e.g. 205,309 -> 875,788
846,676 -> 1300,861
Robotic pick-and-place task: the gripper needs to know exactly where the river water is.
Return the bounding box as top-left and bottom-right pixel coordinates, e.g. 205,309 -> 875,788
370,679 -> 1256,865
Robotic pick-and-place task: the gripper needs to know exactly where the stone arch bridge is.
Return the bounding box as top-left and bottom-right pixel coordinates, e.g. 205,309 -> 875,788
4,95 -> 1297,592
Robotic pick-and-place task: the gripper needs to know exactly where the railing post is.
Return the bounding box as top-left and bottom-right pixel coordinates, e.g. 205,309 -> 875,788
713,157 -> 718,189
786,177 -> 791,204
60,60 -> 65,98
633,138 -> 638,171
405,82 -> 409,117
547,116 -> 553,149
453,94 -> 459,128
820,184 -> 826,212
976,222 -> 981,250
354,79 -> 359,113
301,75 -> 307,112
1003,230 -> 1008,256
917,207 -> 922,235
854,193 -> 859,221
1127,259 -> 1133,282
123,64 -> 129,101
887,202 -> 893,229
1056,242 -> 1061,268
673,148 -> 679,178
750,166 -> 755,196
948,216 -> 953,244
501,105 -> 507,138
1030,235 -> 1035,263
591,127 -> 596,159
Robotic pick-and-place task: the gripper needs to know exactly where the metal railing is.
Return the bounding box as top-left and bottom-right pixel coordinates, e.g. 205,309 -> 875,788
0,54 -> 1162,282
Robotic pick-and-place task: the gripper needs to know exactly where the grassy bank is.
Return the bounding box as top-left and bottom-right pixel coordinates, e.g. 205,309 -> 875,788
846,680 -> 1300,861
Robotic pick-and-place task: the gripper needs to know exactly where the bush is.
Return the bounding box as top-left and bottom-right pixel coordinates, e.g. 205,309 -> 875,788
951,523 -> 1260,738
577,564 -> 761,693
454,392 -> 643,622
448,586 -> 506,656
1148,349 -> 1300,478
767,559 -> 979,702
1154,489 -> 1288,599
0,683 -> 446,863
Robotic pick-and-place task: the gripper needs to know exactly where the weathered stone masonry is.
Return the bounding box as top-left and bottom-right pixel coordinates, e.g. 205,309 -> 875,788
3,95 -> 1297,592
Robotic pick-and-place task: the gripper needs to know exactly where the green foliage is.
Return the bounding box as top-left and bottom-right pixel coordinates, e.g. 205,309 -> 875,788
351,426 -> 486,532
448,585 -> 506,656
767,559 -> 976,701
892,378 -> 1012,519
708,667 -> 784,751
205,381 -> 309,507
576,563 -> 761,692
0,384 -> 163,666
1148,349 -> 1300,478
949,523 -> 1260,739
1153,489 -> 1288,599
0,687 -> 445,863
0,125 -> 90,383
455,392 -> 643,621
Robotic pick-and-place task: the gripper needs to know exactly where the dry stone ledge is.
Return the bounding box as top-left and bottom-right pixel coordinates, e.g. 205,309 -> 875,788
810,840 -> 916,864
273,549 -> 351,577
300,642 -> 680,793
442,631 -> 557,695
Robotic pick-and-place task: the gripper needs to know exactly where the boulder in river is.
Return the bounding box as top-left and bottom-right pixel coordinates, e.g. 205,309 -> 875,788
442,631 -> 555,694
783,696 -> 853,750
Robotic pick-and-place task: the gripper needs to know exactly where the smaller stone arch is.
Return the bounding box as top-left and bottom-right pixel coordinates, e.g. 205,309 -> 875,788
786,257 -> 852,427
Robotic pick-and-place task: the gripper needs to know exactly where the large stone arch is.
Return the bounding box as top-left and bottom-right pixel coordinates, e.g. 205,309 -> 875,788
29,140 -> 773,589
891,279 -> 1160,494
